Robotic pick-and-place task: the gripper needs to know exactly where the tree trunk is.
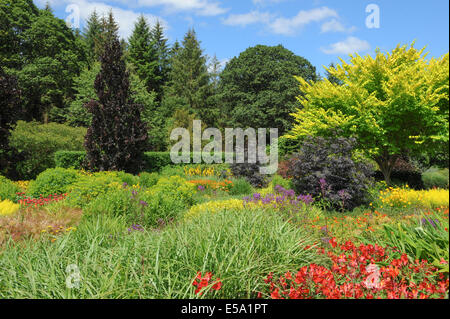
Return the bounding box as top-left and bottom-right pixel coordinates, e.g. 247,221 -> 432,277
375,153 -> 398,186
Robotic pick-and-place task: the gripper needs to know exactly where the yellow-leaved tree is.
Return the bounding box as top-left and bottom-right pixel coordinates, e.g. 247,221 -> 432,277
283,43 -> 449,184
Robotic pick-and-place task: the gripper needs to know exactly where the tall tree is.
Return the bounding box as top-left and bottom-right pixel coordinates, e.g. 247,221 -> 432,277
128,15 -> 159,94
83,10 -> 103,66
284,44 -> 449,184
218,45 -> 318,135
150,20 -> 170,101
325,62 -> 343,85
166,29 -> 212,124
0,0 -> 39,70
84,13 -> 148,174
0,67 -> 21,174
17,8 -> 84,123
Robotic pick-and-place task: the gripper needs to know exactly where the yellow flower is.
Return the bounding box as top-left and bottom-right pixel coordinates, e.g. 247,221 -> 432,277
0,199 -> 20,216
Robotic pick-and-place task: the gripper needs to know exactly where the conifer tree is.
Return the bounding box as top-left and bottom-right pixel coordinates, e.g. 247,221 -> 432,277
84,13 -> 148,173
166,29 -> 211,122
128,15 -> 159,94
83,10 -> 103,66
150,20 -> 170,101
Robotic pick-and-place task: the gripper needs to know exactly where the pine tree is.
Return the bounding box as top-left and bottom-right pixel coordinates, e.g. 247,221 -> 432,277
84,13 -> 148,174
83,10 -> 103,66
150,20 -> 170,101
128,15 -> 159,94
167,29 -> 211,121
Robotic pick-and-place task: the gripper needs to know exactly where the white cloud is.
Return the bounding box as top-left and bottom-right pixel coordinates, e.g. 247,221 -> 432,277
321,36 -> 371,55
268,7 -> 338,35
36,0 -> 228,17
136,0 -> 228,16
320,19 -> 356,33
34,0 -> 168,40
222,11 -> 273,27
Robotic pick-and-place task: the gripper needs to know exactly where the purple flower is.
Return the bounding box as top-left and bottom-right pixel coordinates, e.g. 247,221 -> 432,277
421,218 -> 439,228
197,185 -> 205,191
139,200 -> 148,207
128,224 -> 144,233
122,182 -> 128,188
338,189 -> 351,201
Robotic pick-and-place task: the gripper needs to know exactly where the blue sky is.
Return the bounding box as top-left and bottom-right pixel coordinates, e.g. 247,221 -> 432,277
36,0 -> 449,76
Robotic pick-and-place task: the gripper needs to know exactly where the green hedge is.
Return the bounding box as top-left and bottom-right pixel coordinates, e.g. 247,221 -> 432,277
55,151 -> 235,173
9,121 -> 86,180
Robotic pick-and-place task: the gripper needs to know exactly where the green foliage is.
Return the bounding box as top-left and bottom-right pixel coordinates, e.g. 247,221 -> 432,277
138,172 -> 159,188
0,175 -> 21,202
218,44 -> 318,135
9,121 -> 86,179
165,29 -> 213,125
27,168 -> 80,198
0,0 -> 39,69
82,10 -> 102,66
139,176 -> 197,226
270,174 -> 293,190
423,168 -> 449,189
0,209 -> 321,298
65,173 -> 123,208
128,15 -> 159,94
143,152 -> 173,172
15,8 -> 85,122
85,187 -> 135,219
372,212 -> 449,273
285,43 -> 449,185
229,178 -> 252,196
54,151 -> 86,170
0,68 -> 21,177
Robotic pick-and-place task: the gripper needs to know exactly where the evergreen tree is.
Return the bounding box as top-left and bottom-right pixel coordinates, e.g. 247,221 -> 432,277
128,15 -> 159,94
166,29 -> 212,124
84,14 -> 148,174
83,10 -> 103,66
150,20 -> 170,101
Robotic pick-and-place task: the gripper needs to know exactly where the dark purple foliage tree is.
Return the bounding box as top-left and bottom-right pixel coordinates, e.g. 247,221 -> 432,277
84,13 -> 148,174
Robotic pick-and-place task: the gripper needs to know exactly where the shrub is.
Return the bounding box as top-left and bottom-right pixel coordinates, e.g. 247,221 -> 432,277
270,174 -> 292,191
378,187 -> 449,210
0,175 -> 21,202
184,199 -> 250,220
139,176 -> 196,226
85,188 -> 135,219
143,152 -> 173,172
138,172 -> 159,188
54,151 -> 87,169
230,160 -> 268,189
0,199 -> 20,216
290,136 -> 375,211
277,157 -> 295,179
229,178 -> 253,196
423,168 -> 449,189
66,173 -> 123,208
27,168 -> 81,198
9,121 -> 86,179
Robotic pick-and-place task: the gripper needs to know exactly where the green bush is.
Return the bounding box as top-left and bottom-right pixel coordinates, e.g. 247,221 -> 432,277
139,176 -> 197,226
229,178 -> 252,195
0,175 -> 21,202
423,168 -> 449,189
10,121 -> 86,179
54,151 -> 86,169
270,174 -> 293,190
27,168 -> 81,198
139,172 -> 159,188
66,173 -> 123,208
85,188 -> 135,219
